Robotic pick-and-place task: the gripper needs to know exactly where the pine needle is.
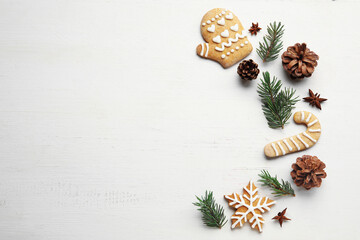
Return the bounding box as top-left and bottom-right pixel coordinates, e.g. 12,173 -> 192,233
257,71 -> 299,129
256,21 -> 285,62
193,191 -> 227,228
258,170 -> 295,197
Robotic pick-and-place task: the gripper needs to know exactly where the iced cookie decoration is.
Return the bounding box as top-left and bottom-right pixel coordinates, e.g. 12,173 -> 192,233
264,111 -> 321,158
196,8 -> 253,68
224,181 -> 275,233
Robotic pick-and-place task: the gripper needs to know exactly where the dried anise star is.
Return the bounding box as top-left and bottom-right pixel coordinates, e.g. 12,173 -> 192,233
249,23 -> 261,35
272,208 -> 291,227
303,89 -> 327,110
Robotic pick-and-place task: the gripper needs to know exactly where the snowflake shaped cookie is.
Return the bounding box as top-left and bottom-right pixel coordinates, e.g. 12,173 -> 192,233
224,181 -> 275,232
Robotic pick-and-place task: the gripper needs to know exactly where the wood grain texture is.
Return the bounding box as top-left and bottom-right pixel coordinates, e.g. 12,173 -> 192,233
0,0 -> 359,239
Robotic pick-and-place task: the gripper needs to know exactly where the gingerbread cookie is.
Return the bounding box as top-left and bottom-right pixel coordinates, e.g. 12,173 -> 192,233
264,111 -> 321,158
196,8 -> 253,68
224,181 -> 275,233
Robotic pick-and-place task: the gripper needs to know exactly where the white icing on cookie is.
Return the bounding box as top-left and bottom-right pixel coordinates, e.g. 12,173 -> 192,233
271,143 -> 279,157
226,52 -> 230,56
215,15 -> 219,18
283,139 -> 292,151
217,17 -> 225,26
231,49 -> 234,53
205,43 -> 209,57
221,29 -> 229,38
202,23 -> 206,26
211,18 -> 215,21
215,31 -> 246,52
308,129 -> 321,133
277,142 -> 286,155
230,24 -> 238,32
207,24 -> 215,33
212,35 -> 221,43
225,13 -> 233,20
221,54 -> 225,59
235,46 -> 239,50
207,20 -> 211,24
297,135 -> 309,148
240,43 -> 244,47
290,137 -> 300,151
200,43 -> 205,56
221,11 -> 225,14
245,41 -> 248,44
303,132 -> 316,143
308,119 -> 318,127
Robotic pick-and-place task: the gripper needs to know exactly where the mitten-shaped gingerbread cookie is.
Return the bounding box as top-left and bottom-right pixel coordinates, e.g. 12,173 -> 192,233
196,8 -> 253,68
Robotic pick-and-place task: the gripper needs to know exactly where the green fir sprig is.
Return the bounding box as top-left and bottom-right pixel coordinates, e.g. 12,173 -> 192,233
193,191 -> 227,228
256,21 -> 285,62
257,72 -> 299,129
258,170 -> 295,197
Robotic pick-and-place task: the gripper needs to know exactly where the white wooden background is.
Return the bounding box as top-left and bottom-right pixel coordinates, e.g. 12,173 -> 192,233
0,0 -> 359,239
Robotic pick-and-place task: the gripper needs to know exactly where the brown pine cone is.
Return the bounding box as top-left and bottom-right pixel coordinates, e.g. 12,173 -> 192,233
281,43 -> 319,79
290,155 -> 327,190
237,59 -> 260,80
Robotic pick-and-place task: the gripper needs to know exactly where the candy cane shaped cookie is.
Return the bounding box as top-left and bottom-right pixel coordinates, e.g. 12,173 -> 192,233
264,111 -> 321,158
196,8 -> 252,68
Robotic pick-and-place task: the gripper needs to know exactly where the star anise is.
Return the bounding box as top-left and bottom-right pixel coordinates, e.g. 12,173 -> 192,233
249,23 -> 261,35
272,208 -> 291,227
303,89 -> 327,110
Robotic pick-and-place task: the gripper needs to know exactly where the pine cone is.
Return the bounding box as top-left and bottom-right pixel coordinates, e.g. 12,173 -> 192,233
237,59 -> 259,80
290,155 -> 327,190
281,43 -> 319,79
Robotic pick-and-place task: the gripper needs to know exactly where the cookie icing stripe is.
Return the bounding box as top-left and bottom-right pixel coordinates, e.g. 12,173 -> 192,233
277,142 -> 286,155
308,129 -> 321,133
205,43 -> 209,57
301,111 -> 305,121
200,43 -> 205,56
297,134 -> 309,148
215,32 -> 246,51
306,113 -> 312,122
308,119 -> 318,127
303,132 -> 317,143
271,143 -> 279,156
290,137 -> 300,151
283,139 -> 292,151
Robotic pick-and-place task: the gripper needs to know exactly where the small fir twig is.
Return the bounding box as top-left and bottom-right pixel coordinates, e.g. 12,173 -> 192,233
258,170 -> 295,197
257,72 -> 299,129
193,191 -> 227,228
256,21 -> 285,62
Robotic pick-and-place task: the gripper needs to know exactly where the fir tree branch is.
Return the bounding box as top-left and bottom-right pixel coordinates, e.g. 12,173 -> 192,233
258,170 -> 295,197
257,72 -> 299,129
256,21 -> 285,62
193,191 -> 227,228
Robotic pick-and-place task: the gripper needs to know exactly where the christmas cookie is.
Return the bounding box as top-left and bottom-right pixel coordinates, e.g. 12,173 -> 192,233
224,181 -> 275,233
264,111 -> 321,158
196,8 -> 253,68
